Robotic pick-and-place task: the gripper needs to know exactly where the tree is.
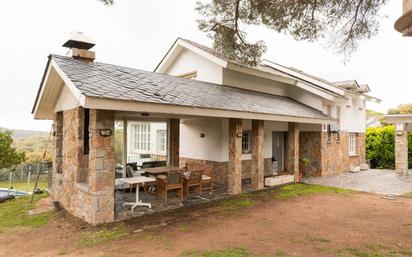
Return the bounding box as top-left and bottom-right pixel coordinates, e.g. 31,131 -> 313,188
387,103 -> 412,115
197,0 -> 388,65
99,0 -> 388,66
0,129 -> 25,169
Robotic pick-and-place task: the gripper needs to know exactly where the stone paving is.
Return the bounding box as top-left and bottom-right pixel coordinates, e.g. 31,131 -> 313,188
302,169 -> 412,195
114,179 -> 257,221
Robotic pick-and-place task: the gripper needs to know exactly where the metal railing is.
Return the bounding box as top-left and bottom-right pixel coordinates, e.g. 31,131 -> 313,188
0,163 -> 51,195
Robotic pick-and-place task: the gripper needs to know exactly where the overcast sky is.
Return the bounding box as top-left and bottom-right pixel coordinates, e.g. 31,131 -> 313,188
0,0 -> 410,132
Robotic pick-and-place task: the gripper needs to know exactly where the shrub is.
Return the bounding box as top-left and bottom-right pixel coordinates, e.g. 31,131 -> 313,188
366,125 -> 412,169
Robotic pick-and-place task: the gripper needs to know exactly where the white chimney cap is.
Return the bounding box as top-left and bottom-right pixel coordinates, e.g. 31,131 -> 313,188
62,32 -> 95,50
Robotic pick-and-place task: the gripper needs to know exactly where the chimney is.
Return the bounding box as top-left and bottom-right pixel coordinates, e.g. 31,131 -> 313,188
63,32 -> 96,63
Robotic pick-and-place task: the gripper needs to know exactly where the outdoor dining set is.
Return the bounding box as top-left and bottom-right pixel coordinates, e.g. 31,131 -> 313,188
115,161 -> 213,211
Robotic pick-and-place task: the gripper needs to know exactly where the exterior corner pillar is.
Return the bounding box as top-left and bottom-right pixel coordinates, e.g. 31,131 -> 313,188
395,122 -> 408,174
228,118 -> 242,195
251,119 -> 264,190
287,122 -> 300,182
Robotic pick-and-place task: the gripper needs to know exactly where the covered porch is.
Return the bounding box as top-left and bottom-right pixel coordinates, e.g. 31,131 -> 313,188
111,108 -> 327,220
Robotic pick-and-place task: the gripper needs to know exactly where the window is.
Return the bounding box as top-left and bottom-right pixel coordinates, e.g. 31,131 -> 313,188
242,130 -> 251,154
348,133 -> 358,155
156,130 -> 166,153
134,124 -> 151,151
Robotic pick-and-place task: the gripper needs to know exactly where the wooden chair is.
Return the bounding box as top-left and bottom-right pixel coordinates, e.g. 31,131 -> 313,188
201,164 -> 213,194
183,170 -> 203,199
156,171 -> 184,204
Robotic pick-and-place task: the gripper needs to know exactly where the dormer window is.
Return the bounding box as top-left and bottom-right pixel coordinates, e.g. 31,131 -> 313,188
179,71 -> 197,79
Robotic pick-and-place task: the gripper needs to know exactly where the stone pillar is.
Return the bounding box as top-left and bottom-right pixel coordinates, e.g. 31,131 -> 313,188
251,120 -> 264,190
88,109 -> 115,224
395,123 -> 408,174
286,122 -> 300,182
228,118 -> 242,195
53,112 -> 63,175
169,119 -> 180,167
51,112 -> 63,196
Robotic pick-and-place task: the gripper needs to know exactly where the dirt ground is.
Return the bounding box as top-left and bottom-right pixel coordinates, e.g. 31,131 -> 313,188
1,191 -> 412,257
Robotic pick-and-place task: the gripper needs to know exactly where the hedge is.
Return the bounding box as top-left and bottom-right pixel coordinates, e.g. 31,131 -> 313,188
366,125 -> 412,169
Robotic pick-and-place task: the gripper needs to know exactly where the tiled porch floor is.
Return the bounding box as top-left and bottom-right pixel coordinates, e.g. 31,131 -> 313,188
115,179 -> 257,221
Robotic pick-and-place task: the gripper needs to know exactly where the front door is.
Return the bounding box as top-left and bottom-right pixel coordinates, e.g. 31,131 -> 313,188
272,132 -> 285,172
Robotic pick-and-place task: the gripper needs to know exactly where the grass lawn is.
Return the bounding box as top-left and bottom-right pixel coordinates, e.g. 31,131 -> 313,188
215,183 -> 352,215
0,180 -> 48,192
2,183 -> 412,256
274,183 -> 352,199
403,192 -> 412,198
182,247 -> 253,257
0,193 -> 53,233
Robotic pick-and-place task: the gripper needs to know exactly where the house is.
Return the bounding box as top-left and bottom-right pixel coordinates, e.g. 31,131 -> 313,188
366,116 -> 383,128
32,33 -> 379,225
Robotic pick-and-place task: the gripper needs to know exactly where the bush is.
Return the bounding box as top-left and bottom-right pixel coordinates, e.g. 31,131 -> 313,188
366,125 -> 412,169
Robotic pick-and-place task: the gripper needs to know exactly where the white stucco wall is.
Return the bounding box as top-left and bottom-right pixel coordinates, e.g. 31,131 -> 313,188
163,45 -> 367,137
222,69 -> 288,96
322,96 -> 366,133
287,86 -> 324,111
163,49 -> 223,84
54,85 -> 81,112
222,69 -> 324,112
339,97 -> 366,133
180,118 -> 289,162
180,118 -> 225,162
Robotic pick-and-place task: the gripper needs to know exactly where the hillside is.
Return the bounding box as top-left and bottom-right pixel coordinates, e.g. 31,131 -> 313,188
1,127 -> 52,163
0,127 -> 49,139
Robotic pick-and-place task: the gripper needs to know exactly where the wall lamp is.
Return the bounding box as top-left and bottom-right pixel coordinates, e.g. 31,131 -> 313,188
99,129 -> 113,137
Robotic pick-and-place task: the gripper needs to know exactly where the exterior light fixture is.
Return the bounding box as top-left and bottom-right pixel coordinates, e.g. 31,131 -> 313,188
99,129 -> 113,137
236,132 -> 243,138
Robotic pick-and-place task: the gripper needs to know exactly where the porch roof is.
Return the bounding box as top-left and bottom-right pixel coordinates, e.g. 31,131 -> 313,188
33,55 -> 333,123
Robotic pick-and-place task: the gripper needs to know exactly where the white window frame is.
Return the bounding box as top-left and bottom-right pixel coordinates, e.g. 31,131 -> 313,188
156,129 -> 167,154
348,133 -> 358,156
242,130 -> 251,154
133,124 -> 151,151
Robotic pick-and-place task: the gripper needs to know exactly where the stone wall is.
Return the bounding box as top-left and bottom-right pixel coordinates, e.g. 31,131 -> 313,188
395,128 -> 408,173
286,123 -> 300,181
52,108 -> 84,213
299,131 -> 366,177
52,107 -> 115,225
299,132 -> 322,177
180,157 -> 273,183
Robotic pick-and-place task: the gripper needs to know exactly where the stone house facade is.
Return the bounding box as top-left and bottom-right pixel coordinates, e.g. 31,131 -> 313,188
32,33 -> 379,224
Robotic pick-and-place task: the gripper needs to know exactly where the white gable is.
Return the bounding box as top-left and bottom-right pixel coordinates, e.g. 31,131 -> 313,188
54,84 -> 82,112
163,48 -> 223,84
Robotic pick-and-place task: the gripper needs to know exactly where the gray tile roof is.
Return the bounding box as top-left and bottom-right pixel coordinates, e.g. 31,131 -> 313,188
52,55 -> 330,120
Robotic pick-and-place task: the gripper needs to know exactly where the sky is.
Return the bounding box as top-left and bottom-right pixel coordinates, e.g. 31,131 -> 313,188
0,0 -> 410,132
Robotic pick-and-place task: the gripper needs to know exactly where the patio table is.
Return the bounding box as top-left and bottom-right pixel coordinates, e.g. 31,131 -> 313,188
142,166 -> 180,176
117,176 -> 156,211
